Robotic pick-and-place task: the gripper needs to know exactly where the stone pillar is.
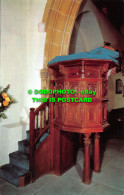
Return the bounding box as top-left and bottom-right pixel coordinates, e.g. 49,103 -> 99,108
40,68 -> 48,97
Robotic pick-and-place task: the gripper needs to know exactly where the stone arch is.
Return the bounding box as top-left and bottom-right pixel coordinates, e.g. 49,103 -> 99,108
41,0 -> 85,89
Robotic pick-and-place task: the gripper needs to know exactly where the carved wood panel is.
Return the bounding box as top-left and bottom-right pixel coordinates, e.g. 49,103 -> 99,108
64,103 -> 82,126
79,80 -> 102,99
55,102 -> 65,123
83,103 -> 101,127
84,68 -> 99,78
102,79 -> 108,98
65,81 -> 80,98
55,80 -> 65,123
55,80 -> 64,97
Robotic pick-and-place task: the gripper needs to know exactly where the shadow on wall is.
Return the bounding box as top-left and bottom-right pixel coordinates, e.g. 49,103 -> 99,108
69,11 -> 89,54
69,10 -> 103,54
2,121 -> 28,140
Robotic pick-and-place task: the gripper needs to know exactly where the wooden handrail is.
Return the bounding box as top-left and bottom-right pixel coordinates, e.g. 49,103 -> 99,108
34,101 -> 49,115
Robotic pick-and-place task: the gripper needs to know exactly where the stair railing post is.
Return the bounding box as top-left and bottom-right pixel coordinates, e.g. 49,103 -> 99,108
29,108 -> 35,179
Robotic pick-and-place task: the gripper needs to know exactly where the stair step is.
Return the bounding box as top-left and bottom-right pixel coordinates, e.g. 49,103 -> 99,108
26,129 -> 39,141
21,132 -> 49,151
26,130 -> 30,141
0,164 -> 31,187
36,132 -> 49,148
1,127 -> 50,187
18,139 -> 29,153
26,129 -> 50,142
9,151 -> 29,170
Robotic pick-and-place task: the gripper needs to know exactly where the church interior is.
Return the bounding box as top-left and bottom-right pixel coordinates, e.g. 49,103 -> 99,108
0,0 -> 124,194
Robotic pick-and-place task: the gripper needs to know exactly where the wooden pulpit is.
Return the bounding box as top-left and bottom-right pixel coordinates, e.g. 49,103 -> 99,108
48,58 -> 117,184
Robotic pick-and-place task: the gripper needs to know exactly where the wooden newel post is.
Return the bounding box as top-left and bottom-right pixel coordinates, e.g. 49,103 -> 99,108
29,108 -> 35,178
49,80 -> 54,170
94,133 -> 100,173
83,133 -> 91,184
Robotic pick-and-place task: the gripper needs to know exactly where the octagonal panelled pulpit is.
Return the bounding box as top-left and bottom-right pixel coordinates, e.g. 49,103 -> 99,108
48,58 -> 117,183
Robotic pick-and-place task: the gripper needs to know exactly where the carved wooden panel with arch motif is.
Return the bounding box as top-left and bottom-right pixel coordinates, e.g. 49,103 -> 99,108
102,79 -> 108,98
55,80 -> 65,123
64,103 -> 82,127
82,103 -> 102,127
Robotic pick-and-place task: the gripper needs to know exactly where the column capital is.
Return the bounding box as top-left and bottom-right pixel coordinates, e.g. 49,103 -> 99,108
95,133 -> 100,140
84,133 -> 91,145
40,68 -> 48,80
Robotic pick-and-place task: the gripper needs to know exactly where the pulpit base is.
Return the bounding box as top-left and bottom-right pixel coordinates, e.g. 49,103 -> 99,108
53,125 -> 101,184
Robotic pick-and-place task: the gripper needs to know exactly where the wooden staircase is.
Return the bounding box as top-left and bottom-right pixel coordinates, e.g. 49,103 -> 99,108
0,101 -> 51,187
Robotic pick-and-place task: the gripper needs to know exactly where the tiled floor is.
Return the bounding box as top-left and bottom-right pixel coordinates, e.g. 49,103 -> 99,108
0,135 -> 124,195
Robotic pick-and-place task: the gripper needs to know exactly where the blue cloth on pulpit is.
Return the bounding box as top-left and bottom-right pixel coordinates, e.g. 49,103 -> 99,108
47,47 -> 119,65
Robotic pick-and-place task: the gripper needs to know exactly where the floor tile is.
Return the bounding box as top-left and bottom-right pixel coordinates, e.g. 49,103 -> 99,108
100,155 -> 113,170
92,165 -> 124,191
0,183 -> 33,195
110,156 -> 124,170
105,142 -> 122,150
0,175 -> 58,195
80,182 -> 124,195
76,149 -> 83,161
28,174 -> 58,192
62,160 -> 83,181
104,147 -> 124,158
0,178 -> 6,186
34,175 -> 87,195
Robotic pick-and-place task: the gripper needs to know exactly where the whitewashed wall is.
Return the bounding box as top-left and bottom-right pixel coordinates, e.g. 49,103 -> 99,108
0,0 -> 47,165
